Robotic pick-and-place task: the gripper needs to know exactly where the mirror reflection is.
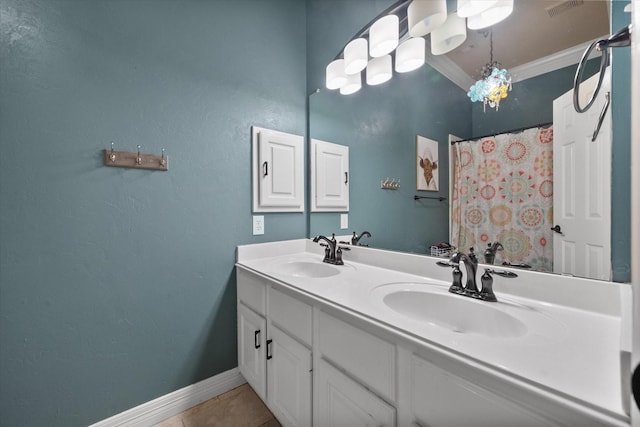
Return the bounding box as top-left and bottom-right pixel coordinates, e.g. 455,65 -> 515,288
308,0 -> 631,282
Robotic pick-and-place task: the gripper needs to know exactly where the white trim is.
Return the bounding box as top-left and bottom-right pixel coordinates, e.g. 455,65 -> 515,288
89,368 -> 246,427
429,38 -> 608,90
509,39 -> 607,83
425,52 -> 475,90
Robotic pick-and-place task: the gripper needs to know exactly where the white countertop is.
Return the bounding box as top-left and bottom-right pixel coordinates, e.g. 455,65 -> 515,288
236,239 -> 631,425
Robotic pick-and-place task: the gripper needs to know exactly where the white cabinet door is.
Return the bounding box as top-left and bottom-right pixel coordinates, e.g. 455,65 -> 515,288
266,324 -> 312,427
314,358 -> 396,427
252,126 -> 304,212
410,354 -> 556,427
237,302 -> 267,400
311,139 -> 349,212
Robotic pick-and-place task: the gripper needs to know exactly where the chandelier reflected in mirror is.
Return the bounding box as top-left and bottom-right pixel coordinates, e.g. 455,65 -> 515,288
467,29 -> 512,112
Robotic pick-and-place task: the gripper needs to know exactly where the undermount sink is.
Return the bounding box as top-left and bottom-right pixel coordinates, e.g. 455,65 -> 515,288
374,283 -> 528,338
274,261 -> 340,278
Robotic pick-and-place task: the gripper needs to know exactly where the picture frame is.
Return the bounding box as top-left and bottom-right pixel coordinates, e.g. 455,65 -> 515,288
416,135 -> 439,191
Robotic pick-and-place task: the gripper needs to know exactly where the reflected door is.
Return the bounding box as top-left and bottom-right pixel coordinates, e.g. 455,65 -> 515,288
552,68 -> 612,280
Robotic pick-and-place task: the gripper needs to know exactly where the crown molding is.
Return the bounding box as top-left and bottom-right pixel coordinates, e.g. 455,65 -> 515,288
427,37 -> 607,91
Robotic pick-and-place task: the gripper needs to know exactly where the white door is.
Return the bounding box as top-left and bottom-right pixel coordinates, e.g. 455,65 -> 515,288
266,325 -> 312,427
314,358 -> 396,426
237,303 -> 267,400
311,139 -> 350,212
552,68 -> 612,280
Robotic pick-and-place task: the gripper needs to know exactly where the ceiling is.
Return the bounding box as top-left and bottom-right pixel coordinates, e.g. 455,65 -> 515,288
442,0 -> 610,79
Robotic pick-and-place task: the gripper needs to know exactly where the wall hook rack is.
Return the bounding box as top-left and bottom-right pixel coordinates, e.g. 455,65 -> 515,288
103,142 -> 169,171
414,195 -> 446,201
381,178 -> 400,190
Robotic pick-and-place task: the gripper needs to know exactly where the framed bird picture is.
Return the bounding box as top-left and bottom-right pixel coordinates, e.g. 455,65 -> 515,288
416,135 -> 439,191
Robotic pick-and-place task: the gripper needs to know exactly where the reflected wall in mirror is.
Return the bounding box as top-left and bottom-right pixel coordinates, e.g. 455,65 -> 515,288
307,0 -> 631,282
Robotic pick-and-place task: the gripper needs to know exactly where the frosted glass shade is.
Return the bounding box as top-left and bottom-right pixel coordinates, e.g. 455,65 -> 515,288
340,72 -> 361,95
407,0 -> 447,37
395,38 -> 425,73
456,0 -> 497,18
467,0 -> 513,29
366,55 -> 392,85
326,59 -> 347,90
344,38 -> 368,75
431,13 -> 467,55
369,15 -> 399,57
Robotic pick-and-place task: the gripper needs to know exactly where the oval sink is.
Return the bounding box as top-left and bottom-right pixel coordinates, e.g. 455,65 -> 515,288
378,285 -> 527,338
275,261 -> 340,278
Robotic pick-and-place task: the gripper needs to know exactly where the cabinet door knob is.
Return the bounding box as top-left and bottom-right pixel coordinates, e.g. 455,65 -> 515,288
266,339 -> 273,360
262,161 -> 269,176
254,330 -> 261,349
344,171 -> 348,184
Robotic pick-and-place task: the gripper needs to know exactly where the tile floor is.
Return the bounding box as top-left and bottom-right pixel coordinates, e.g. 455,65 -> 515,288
156,383 -> 281,427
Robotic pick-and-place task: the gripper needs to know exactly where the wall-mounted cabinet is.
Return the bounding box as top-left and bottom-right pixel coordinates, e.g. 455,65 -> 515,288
252,126 -> 304,213
311,139 -> 349,212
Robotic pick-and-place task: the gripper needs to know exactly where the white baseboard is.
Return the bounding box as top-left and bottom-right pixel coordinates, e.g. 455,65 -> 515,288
89,368 -> 246,427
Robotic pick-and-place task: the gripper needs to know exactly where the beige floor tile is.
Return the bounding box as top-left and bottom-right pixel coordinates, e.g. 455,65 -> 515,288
157,384 -> 281,427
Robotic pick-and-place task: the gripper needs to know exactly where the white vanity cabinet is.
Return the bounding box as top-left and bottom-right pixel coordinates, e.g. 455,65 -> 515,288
236,268 -> 312,427
236,245 -> 626,427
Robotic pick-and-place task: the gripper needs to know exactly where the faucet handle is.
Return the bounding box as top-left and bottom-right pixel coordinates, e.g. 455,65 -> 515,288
479,269 -> 498,302
335,247 -> 345,265
468,247 -> 478,264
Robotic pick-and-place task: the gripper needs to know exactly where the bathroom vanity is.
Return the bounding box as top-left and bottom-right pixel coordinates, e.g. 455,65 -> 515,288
236,239 -> 631,427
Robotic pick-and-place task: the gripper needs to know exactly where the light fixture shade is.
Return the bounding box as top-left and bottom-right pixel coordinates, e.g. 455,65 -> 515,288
326,59 -> 347,90
431,13 -> 467,55
340,72 -> 362,95
456,0 -> 497,18
395,37 -> 425,73
369,15 -> 399,57
467,0 -> 513,30
344,38 -> 368,75
366,55 -> 392,85
407,0 -> 447,37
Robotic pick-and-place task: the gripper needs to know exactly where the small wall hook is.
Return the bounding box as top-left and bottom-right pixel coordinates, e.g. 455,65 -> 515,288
160,148 -> 166,166
109,142 -> 116,162
136,145 -> 142,165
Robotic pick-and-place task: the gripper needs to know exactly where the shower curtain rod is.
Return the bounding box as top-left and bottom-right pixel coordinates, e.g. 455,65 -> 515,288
451,122 -> 553,145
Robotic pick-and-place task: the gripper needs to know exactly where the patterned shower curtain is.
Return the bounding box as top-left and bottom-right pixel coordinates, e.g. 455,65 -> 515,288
450,126 -> 554,271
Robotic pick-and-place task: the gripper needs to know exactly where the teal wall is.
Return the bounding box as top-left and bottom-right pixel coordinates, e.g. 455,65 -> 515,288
611,0 -> 631,282
0,0 -> 306,425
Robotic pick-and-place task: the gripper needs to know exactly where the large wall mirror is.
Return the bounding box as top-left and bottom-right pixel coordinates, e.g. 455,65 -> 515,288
307,0 -> 631,282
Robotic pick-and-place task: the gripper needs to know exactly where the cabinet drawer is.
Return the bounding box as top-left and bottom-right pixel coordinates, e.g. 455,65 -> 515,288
237,268 -> 266,316
317,311 -> 396,402
268,287 -> 312,346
